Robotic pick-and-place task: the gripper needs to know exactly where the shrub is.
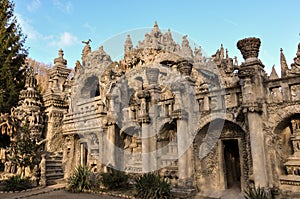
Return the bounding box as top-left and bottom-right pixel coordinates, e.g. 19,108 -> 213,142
135,173 -> 172,199
100,169 -> 128,190
67,165 -> 100,192
3,175 -> 32,191
244,186 -> 272,199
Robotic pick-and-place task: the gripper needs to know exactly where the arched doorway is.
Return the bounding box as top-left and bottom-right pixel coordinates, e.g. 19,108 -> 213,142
222,139 -> 241,189
194,119 -> 248,196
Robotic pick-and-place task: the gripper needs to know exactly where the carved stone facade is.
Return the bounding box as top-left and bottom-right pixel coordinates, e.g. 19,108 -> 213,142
3,22 -> 300,197
47,24 -> 300,197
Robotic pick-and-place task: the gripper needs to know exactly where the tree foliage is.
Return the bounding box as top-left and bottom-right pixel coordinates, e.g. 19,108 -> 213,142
26,58 -> 51,94
0,0 -> 28,113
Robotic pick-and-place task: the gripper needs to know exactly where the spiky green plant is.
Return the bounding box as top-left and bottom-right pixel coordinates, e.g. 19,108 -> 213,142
135,173 -> 172,199
244,186 -> 272,199
67,165 -> 98,192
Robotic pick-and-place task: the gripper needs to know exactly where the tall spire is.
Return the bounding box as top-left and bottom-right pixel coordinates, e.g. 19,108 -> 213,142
280,48 -> 289,77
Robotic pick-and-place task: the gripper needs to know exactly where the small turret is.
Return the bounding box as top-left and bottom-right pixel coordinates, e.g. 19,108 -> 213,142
54,49 -> 67,66
124,34 -> 133,53
181,35 -> 193,58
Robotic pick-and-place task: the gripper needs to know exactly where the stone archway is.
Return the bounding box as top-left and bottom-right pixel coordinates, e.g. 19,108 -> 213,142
194,119 -> 248,196
266,105 -> 300,186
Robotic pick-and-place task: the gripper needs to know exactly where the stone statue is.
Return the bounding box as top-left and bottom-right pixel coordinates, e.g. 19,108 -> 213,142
81,39 -> 92,62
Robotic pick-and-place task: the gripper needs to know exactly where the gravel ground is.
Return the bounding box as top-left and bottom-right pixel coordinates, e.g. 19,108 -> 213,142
0,184 -> 128,199
24,189 -> 121,199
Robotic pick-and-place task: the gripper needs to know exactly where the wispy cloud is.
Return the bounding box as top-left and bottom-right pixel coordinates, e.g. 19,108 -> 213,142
49,32 -> 79,48
27,0 -> 41,12
52,0 -> 73,14
83,22 -> 96,34
16,13 -> 78,49
223,18 -> 238,27
16,13 -> 42,40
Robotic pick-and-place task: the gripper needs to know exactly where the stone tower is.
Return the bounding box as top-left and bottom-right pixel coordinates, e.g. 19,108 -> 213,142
43,49 -> 71,152
12,67 -> 44,140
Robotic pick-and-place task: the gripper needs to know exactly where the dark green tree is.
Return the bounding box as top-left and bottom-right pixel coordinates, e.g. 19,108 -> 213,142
0,0 -> 28,113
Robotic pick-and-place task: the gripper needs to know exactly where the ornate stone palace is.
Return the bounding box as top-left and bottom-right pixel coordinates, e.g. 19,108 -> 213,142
2,23 -> 300,197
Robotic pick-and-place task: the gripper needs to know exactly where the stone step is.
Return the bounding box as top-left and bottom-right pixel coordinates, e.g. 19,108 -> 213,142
46,161 -> 62,166
47,157 -> 63,162
46,165 -> 62,171
46,159 -> 62,164
48,152 -> 63,156
46,168 -> 63,174
47,178 -> 65,186
46,173 -> 64,179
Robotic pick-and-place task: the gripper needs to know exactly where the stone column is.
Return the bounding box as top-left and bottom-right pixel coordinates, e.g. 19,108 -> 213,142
137,91 -> 152,173
172,59 -> 196,195
106,94 -> 118,169
80,143 -> 85,166
176,111 -> 190,186
141,119 -> 152,172
106,123 -> 116,168
237,37 -> 268,187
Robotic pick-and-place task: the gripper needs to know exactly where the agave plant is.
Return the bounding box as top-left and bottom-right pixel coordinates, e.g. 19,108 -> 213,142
244,186 -> 272,199
135,173 -> 172,199
67,165 -> 96,192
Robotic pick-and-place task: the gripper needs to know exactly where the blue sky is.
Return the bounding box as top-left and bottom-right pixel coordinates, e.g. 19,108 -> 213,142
14,0 -> 299,74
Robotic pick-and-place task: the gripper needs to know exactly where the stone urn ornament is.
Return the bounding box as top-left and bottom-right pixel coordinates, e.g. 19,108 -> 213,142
177,58 -> 193,76
237,37 -> 261,62
146,67 -> 160,85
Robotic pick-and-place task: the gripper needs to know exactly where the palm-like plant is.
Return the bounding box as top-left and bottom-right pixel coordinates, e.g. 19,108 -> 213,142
67,165 -> 93,192
135,173 -> 172,199
244,186 -> 272,199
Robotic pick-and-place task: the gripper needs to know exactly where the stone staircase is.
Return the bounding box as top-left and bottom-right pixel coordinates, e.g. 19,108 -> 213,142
45,152 -> 65,185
